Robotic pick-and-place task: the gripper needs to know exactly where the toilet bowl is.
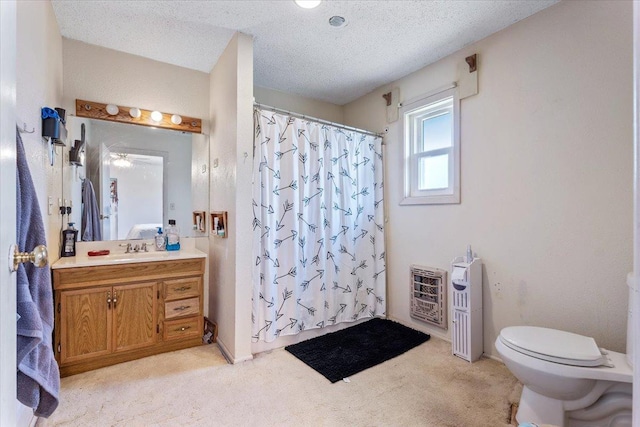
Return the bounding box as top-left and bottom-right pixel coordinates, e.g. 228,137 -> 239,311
495,326 -> 632,427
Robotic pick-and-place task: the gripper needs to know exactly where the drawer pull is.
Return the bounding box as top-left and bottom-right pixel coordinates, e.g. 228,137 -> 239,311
177,326 -> 191,332
173,305 -> 191,311
174,286 -> 192,292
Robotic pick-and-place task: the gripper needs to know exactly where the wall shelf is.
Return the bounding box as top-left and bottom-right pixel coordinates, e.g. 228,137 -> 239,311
210,211 -> 227,238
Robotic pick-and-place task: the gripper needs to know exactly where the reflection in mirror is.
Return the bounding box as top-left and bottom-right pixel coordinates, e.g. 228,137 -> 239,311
65,116 -> 209,241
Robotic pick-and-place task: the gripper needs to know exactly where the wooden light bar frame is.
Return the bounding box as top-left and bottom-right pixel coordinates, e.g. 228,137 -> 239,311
75,99 -> 202,133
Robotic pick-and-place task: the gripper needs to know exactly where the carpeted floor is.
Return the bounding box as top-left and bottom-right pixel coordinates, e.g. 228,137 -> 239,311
38,336 -> 521,427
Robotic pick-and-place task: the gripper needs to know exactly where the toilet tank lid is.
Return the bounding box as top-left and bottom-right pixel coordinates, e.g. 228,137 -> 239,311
500,326 -> 604,364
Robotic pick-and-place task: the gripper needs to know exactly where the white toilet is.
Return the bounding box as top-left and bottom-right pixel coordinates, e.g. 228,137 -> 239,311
495,275 -> 634,427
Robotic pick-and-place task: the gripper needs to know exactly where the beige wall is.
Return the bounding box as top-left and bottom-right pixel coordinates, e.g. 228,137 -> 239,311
254,86 -> 344,123
209,32 -> 254,363
16,0 -> 64,263
344,0 -> 633,357
61,39 -> 209,123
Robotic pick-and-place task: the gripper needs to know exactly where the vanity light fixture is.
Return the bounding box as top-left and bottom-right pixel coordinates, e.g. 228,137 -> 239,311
105,104 -> 119,115
129,107 -> 141,118
76,99 -> 202,133
294,0 -> 321,9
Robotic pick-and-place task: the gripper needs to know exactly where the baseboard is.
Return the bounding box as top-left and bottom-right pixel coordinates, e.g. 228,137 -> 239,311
216,338 -> 253,364
387,316 -> 502,363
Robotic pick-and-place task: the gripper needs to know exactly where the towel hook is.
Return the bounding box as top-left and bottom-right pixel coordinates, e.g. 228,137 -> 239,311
18,122 -> 35,134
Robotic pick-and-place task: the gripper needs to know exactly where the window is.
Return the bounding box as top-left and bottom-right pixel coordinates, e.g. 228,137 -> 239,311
401,87 -> 460,205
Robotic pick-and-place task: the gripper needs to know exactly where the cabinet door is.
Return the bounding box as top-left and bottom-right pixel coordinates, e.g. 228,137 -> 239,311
113,281 -> 158,353
60,286 -> 112,364
452,309 -> 470,360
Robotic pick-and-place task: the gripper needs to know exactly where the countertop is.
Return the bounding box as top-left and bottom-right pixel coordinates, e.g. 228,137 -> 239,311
51,247 -> 207,269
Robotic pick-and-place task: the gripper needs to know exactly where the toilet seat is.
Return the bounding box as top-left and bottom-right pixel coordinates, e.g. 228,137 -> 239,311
499,326 -> 608,367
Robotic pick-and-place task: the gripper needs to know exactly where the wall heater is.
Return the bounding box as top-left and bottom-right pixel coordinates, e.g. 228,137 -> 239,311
410,265 -> 447,329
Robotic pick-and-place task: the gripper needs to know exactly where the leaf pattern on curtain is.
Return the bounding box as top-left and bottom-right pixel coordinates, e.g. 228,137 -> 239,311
252,109 -> 386,343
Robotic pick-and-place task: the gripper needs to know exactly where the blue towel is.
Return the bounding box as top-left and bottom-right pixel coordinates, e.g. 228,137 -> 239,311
81,178 -> 102,241
16,127 -> 60,417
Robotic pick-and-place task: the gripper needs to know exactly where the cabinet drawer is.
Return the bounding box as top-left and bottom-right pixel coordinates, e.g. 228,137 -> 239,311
165,297 -> 199,319
164,277 -> 200,301
164,317 -> 200,341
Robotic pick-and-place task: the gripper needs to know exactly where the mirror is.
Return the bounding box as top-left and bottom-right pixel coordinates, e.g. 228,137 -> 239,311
64,116 -> 209,241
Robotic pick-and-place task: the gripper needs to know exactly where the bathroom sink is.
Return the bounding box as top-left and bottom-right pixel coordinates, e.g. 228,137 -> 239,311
52,247 -> 206,269
100,251 -> 174,262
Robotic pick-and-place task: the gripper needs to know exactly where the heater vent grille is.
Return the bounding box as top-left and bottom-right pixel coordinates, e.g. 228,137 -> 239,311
410,265 -> 447,329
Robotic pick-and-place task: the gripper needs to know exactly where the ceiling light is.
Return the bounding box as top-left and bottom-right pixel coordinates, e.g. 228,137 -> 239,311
329,16 -> 347,28
150,111 -> 163,122
129,107 -> 141,118
112,154 -> 131,168
294,0 -> 321,8
171,114 -> 182,125
105,104 -> 119,115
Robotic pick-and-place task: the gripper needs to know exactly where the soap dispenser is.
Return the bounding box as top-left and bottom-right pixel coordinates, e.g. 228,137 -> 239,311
155,227 -> 166,251
61,222 -> 78,257
166,220 -> 180,251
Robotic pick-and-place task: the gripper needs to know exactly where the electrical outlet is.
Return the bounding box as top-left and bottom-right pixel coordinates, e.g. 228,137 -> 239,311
48,196 -> 53,215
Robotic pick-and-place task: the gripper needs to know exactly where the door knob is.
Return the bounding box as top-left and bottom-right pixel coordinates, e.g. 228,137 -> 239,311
10,244 -> 48,272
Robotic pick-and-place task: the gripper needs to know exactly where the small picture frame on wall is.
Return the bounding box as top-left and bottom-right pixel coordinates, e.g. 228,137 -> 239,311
210,211 -> 227,238
192,211 -> 206,233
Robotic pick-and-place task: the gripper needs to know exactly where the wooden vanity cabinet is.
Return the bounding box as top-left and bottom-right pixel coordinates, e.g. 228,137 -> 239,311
53,257 -> 204,376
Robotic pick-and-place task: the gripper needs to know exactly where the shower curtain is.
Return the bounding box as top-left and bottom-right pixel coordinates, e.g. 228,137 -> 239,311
252,109 -> 386,342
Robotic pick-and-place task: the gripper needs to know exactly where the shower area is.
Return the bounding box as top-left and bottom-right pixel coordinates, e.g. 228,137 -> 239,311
251,105 -> 387,347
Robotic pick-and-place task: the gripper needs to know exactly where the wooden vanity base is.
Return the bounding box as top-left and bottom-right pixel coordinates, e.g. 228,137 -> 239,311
53,258 -> 205,377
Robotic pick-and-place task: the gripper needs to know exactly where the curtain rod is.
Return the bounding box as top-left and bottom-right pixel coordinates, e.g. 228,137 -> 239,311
253,102 -> 384,139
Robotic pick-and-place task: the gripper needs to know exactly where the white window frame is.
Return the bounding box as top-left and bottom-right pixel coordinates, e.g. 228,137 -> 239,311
400,86 -> 460,205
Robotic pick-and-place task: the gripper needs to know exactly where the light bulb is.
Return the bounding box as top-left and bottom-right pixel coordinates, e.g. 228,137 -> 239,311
129,107 -> 141,118
106,104 -> 119,115
171,114 -> 182,125
294,0 -> 321,8
151,111 -> 163,122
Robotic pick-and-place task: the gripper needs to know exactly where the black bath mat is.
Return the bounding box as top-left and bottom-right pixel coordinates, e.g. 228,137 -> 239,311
285,318 -> 430,383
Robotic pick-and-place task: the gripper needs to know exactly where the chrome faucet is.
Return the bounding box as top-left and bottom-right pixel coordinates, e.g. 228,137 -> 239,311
133,244 -> 140,253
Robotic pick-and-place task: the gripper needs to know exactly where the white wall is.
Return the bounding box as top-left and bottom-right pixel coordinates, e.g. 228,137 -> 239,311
16,0 -> 64,264
254,86 -> 344,123
343,0 -> 633,357
208,32 -> 254,363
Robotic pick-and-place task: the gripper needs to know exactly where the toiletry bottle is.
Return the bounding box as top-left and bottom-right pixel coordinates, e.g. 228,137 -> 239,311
166,219 -> 180,251
155,227 -> 166,251
61,222 -> 78,257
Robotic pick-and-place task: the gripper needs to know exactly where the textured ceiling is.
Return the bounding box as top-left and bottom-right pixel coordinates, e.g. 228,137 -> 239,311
51,0 -> 558,105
